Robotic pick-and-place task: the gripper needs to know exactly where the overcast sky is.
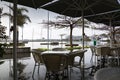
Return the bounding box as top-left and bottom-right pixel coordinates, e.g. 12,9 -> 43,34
0,1 -> 108,40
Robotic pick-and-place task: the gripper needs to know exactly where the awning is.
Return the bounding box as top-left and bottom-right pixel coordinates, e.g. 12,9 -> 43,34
1,0 -> 53,8
85,10 -> 120,26
42,0 -> 120,17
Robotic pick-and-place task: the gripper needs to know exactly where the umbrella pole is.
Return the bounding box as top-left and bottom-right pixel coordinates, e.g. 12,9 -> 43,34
109,19 -> 112,47
13,0 -> 18,80
47,11 -> 50,49
81,10 -> 85,80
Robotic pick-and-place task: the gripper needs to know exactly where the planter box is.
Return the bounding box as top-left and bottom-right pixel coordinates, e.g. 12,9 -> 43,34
1,47 -> 31,59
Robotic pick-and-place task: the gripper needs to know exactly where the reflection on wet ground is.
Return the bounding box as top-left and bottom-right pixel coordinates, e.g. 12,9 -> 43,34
0,48 -> 94,80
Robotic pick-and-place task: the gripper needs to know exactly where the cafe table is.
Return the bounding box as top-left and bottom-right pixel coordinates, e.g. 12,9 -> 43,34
42,49 -> 88,54
41,50 -> 87,79
41,50 -> 71,55
94,67 -> 120,80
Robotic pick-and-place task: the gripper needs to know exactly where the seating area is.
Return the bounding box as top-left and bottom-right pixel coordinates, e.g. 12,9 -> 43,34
89,45 -> 120,80
1,0 -> 120,80
1,46 -> 120,80
31,48 -> 88,80
30,45 -> 120,80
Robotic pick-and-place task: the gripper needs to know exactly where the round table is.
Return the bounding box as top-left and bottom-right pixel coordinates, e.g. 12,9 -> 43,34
94,67 -> 120,80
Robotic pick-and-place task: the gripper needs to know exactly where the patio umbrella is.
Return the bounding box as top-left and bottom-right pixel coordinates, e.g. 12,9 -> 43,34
0,0 -> 53,80
85,10 -> 120,26
1,0 -> 53,8
42,0 -> 120,17
85,11 -> 120,45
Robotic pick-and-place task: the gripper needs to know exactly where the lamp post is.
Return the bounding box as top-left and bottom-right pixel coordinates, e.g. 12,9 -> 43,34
47,11 -> 50,49
0,8 -> 3,24
0,8 -> 3,38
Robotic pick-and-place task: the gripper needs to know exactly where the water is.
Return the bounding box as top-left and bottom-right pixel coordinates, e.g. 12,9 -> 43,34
25,42 -> 62,49
0,41 -> 93,80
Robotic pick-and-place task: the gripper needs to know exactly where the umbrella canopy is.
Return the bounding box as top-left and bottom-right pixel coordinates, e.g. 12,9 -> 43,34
85,10 -> 120,26
1,0 -> 53,8
42,0 -> 120,49
42,0 -> 120,17
85,11 -> 120,45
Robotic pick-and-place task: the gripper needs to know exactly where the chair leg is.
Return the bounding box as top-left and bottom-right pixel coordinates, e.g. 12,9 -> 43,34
45,72 -> 51,80
32,63 -> 36,78
90,53 -> 94,64
62,69 -> 68,80
44,72 -> 47,80
38,64 -> 40,74
80,67 -> 83,80
117,55 -> 120,66
69,66 -> 73,80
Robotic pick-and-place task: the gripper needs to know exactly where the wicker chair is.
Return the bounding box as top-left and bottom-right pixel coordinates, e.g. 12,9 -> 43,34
42,53 -> 68,80
89,46 -> 101,75
90,46 -> 98,65
68,50 -> 87,79
31,49 -> 44,77
111,47 -> 120,66
96,46 -> 111,68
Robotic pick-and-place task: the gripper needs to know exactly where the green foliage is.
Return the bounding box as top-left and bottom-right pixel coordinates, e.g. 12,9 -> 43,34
84,46 -> 90,48
65,46 -> 82,50
36,48 -> 49,52
65,46 -> 89,50
0,61 -> 5,65
3,6 -> 31,28
8,43 -> 25,47
0,43 -> 7,57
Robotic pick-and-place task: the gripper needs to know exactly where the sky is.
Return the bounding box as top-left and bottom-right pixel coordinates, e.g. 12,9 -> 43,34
0,1 -> 108,40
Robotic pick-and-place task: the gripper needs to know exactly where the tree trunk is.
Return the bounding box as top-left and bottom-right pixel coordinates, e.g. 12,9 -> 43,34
112,26 -> 116,44
70,24 -> 73,50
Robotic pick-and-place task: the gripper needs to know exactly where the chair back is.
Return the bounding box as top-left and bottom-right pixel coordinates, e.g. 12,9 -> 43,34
42,53 -> 68,72
96,47 -> 111,56
112,47 -> 120,55
68,50 -> 86,67
32,50 -> 44,64
90,46 -> 96,54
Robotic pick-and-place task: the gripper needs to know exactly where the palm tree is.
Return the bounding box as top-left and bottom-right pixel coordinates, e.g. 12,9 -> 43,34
0,8 -> 8,58
2,5 -> 31,41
